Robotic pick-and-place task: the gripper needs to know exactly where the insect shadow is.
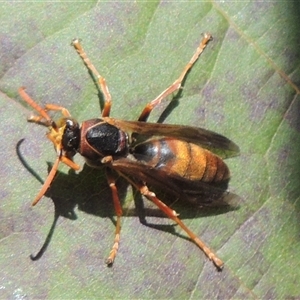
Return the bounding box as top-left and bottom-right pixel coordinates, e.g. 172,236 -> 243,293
16,139 -> 238,261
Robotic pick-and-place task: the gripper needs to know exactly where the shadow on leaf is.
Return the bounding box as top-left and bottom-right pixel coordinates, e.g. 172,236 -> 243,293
16,138 -> 240,261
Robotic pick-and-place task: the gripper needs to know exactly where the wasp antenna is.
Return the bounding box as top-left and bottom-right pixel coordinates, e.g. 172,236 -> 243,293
32,156 -> 60,206
19,87 -> 52,122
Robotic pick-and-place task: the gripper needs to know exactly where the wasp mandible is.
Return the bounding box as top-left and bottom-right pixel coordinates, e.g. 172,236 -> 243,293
19,33 -> 239,270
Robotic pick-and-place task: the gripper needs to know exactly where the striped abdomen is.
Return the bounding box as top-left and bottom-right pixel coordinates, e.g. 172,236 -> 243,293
132,137 -> 229,183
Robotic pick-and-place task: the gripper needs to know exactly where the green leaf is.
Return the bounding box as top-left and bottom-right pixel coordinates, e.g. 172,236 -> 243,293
1,1 -> 299,299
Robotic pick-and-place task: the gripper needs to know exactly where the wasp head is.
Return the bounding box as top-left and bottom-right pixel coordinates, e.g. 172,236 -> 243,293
18,87 -> 80,206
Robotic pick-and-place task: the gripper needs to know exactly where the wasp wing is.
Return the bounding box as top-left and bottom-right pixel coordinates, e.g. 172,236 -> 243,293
112,157 -> 240,208
108,119 -> 239,159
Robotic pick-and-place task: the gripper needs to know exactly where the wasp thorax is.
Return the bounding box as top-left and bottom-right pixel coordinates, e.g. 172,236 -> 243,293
78,119 -> 129,160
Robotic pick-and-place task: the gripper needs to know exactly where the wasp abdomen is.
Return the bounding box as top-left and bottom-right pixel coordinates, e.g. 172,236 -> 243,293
132,138 -> 229,183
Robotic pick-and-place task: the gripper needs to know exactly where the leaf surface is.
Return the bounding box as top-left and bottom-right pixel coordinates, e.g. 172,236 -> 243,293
0,2 -> 299,299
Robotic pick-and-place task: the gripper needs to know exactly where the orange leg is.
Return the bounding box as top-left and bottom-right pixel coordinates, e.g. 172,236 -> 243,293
72,39 -> 112,117
138,33 -> 212,122
104,168 -> 123,265
60,156 -> 80,171
43,104 -> 71,117
124,177 -> 223,270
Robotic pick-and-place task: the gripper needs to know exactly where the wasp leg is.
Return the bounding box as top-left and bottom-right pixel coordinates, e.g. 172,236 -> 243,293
43,104 -> 71,117
131,180 -> 223,270
138,33 -> 212,122
72,39 -> 112,117
104,167 -> 123,265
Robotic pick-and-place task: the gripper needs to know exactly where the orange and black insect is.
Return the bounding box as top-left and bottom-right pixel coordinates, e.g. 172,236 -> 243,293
19,33 -> 239,270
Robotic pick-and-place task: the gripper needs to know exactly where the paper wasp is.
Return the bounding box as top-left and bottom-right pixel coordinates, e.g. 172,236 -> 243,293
19,33 -> 239,270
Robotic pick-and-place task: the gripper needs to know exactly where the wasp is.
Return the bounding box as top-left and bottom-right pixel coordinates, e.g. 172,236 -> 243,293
19,33 -> 239,270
